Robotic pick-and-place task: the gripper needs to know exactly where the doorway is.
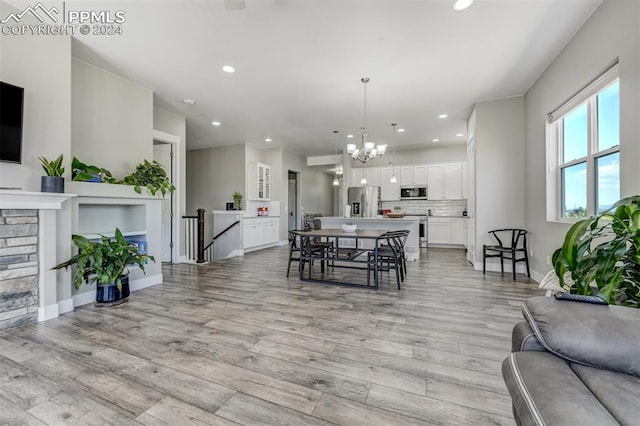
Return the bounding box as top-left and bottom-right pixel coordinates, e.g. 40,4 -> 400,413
288,171 -> 299,231
153,142 -> 174,262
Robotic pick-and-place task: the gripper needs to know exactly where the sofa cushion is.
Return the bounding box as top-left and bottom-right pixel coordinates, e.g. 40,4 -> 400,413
571,363 -> 640,425
522,296 -> 640,376
502,351 -> 618,426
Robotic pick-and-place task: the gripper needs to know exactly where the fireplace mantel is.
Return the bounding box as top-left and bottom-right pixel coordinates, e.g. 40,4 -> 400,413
0,190 -> 75,209
0,190 -> 76,324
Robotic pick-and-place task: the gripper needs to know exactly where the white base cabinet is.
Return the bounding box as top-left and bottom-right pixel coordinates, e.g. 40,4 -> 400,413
428,217 -> 467,247
243,217 -> 279,250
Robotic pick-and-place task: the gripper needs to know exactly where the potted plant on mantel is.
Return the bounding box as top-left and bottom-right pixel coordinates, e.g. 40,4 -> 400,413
553,195 -> 640,307
52,228 -> 155,305
39,154 -> 65,193
123,160 -> 175,196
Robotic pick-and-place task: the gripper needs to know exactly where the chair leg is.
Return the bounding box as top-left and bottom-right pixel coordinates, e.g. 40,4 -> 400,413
525,253 -> 531,278
483,246 -> 486,274
512,248 -> 516,281
286,248 -> 294,277
500,253 -> 504,276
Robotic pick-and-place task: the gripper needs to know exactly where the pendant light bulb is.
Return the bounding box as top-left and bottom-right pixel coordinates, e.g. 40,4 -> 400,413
360,177 -> 367,185
333,177 -> 339,186
390,175 -> 397,183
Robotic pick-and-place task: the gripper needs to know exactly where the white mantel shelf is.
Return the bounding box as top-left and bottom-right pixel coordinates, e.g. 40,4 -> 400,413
68,182 -> 165,199
0,190 -> 76,209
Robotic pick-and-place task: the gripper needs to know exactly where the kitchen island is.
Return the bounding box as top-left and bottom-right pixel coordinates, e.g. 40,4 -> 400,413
319,216 -> 420,260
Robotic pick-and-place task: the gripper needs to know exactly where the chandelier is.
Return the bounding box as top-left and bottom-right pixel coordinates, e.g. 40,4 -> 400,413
347,77 -> 387,164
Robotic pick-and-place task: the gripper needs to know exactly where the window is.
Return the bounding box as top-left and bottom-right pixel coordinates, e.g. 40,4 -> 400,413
546,63 -> 620,221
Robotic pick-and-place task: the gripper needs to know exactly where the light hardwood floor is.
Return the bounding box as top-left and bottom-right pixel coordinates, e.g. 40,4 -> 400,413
0,246 -> 543,425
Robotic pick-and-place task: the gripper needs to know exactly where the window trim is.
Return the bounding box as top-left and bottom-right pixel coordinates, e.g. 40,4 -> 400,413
546,62 -> 620,222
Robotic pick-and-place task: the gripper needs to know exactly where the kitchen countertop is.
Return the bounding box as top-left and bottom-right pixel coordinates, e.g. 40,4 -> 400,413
321,216 -> 420,221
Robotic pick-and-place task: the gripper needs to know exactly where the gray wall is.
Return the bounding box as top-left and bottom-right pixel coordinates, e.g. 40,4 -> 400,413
72,59 -> 153,177
474,97 -> 526,265
0,1 -> 72,191
524,0 -> 640,279
283,150 -> 335,229
186,145 -> 245,240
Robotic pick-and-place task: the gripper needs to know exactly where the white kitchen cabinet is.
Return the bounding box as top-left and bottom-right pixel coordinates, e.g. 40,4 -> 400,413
427,218 -> 452,244
243,217 -> 279,250
413,165 -> 427,185
451,218 -> 467,246
365,168 -> 381,187
248,162 -> 271,201
427,162 -> 464,200
380,167 -> 400,201
351,168 -> 366,186
427,164 -> 444,199
400,165 -> 427,186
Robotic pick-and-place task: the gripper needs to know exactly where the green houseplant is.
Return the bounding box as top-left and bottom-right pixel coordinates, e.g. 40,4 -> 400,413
123,160 -> 175,197
52,228 -> 155,303
232,191 -> 243,210
39,154 -> 65,193
553,195 -> 640,307
71,156 -> 119,183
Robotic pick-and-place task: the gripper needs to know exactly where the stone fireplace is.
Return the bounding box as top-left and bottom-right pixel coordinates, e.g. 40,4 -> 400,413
0,209 -> 39,330
0,190 -> 74,331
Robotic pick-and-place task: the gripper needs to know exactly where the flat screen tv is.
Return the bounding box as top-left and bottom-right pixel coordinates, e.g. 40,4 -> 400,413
0,81 -> 24,164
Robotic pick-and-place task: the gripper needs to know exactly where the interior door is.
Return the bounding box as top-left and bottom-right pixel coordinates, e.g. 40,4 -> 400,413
153,143 -> 173,262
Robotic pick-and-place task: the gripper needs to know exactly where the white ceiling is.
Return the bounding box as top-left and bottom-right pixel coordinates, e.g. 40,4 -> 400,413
67,0 -> 602,156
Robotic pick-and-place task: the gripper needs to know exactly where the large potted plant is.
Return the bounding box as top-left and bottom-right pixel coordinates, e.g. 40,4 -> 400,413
553,195 -> 640,307
39,154 -> 65,193
53,228 -> 155,304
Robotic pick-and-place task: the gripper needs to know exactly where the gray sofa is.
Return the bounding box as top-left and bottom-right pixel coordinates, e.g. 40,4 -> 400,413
502,296 -> 640,426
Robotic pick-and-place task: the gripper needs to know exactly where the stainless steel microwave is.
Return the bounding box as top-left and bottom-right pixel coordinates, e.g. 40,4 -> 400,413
400,185 -> 428,200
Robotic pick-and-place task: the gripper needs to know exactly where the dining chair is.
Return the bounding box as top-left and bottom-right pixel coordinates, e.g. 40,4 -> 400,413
367,231 -> 404,289
482,228 -> 530,281
286,229 -> 332,278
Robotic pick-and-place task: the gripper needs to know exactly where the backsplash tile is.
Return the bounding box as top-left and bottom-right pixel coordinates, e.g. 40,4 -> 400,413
381,199 -> 467,216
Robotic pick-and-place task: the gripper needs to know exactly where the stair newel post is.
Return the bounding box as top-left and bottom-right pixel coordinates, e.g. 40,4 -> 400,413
197,208 -> 206,263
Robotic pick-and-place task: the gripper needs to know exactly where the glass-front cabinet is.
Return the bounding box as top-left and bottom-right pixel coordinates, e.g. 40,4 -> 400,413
249,162 -> 271,201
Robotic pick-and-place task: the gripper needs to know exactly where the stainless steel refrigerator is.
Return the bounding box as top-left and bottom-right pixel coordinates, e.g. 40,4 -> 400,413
347,186 -> 380,218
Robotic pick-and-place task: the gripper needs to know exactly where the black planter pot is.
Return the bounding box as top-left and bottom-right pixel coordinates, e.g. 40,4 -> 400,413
41,176 -> 65,193
96,275 -> 130,304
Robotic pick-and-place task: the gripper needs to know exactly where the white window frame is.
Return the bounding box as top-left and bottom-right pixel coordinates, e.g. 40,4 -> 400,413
546,62 -> 620,222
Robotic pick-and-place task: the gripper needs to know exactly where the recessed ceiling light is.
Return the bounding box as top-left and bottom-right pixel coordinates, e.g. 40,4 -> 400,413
182,98 -> 196,105
432,138 -> 440,142
438,114 -> 448,119
346,134 -> 354,138
453,0 -> 474,12
211,121 -> 221,126
265,138 -> 272,142
222,65 -> 235,73
397,128 -> 406,133
456,133 -> 464,137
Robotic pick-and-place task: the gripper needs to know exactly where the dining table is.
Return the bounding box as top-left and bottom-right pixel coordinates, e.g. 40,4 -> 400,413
295,228 -> 390,289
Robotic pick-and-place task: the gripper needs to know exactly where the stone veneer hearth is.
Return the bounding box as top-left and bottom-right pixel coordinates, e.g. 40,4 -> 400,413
0,209 -> 39,330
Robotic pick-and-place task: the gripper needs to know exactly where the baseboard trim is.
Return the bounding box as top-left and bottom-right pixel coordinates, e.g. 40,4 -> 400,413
37,303 -> 59,322
223,249 -> 244,259
130,274 -> 163,291
58,298 -> 74,315
73,291 -> 95,308
73,275 -> 163,308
